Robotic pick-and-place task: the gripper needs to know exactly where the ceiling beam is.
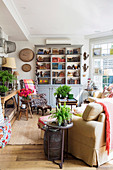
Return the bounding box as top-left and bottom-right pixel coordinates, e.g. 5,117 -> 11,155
2,0 -> 30,40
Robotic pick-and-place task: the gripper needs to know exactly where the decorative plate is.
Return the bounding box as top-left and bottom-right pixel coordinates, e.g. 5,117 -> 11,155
19,48 -> 34,62
22,64 -> 31,72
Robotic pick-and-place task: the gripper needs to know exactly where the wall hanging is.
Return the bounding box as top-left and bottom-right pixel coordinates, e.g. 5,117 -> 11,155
83,52 -> 89,60
22,64 -> 31,72
19,48 -> 34,62
82,64 -> 89,72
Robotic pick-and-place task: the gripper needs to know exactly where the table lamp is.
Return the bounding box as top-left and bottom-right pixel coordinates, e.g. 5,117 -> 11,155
13,71 -> 19,90
2,57 -> 16,69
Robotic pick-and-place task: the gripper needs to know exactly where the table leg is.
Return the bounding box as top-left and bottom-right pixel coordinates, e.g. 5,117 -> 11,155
17,94 -> 19,111
71,105 -> 72,111
48,127 -> 50,160
53,129 -> 65,169
1,102 -> 5,117
13,96 -> 17,110
28,103 -> 33,118
66,129 -> 68,158
60,129 -> 65,169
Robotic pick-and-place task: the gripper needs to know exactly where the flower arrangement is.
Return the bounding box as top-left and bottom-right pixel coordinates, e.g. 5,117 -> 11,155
18,88 -> 34,100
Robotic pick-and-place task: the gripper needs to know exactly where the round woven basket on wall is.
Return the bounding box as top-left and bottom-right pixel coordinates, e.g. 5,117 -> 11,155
22,64 -> 31,72
19,48 -> 34,62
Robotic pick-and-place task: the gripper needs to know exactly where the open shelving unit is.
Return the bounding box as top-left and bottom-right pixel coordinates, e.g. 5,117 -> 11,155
35,45 -> 82,85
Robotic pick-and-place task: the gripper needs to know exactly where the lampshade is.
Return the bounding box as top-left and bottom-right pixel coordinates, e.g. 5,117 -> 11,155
2,57 -> 16,69
13,71 -> 19,76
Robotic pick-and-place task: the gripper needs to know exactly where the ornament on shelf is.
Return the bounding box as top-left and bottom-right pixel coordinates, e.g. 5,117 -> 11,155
82,64 -> 89,72
83,52 -> 89,60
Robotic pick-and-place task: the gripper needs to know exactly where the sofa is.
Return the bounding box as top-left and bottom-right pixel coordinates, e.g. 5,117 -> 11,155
68,102 -> 113,166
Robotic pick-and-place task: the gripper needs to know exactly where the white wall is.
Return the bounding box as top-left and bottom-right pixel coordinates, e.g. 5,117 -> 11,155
9,36 -> 89,87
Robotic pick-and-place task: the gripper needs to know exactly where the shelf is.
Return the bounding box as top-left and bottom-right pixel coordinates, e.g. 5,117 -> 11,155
37,69 -> 51,71
37,54 -> 50,55
66,53 -> 81,55
36,53 -> 81,56
52,62 -> 65,63
67,69 -> 80,71
67,62 -> 80,63
37,62 -> 51,63
37,77 -> 51,78
52,77 -> 65,78
67,77 -> 80,79
52,69 -> 65,71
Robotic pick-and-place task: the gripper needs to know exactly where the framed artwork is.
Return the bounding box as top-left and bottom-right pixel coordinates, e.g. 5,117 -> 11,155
93,48 -> 101,56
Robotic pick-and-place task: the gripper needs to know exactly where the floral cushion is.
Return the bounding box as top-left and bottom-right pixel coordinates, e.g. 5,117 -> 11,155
0,119 -> 11,148
101,85 -> 113,98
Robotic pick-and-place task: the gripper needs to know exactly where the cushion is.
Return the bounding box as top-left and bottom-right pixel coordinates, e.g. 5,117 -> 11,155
73,104 -> 88,117
101,85 -> 113,98
82,103 -> 103,121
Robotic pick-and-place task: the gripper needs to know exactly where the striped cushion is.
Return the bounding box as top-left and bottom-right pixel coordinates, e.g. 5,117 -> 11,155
23,79 -> 36,94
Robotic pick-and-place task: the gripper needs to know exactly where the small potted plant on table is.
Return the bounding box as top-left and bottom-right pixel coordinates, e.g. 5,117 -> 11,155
50,102 -> 72,126
54,85 -> 72,99
0,85 -> 9,96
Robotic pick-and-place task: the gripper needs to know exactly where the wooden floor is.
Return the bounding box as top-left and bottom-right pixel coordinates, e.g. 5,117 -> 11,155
0,144 -> 113,170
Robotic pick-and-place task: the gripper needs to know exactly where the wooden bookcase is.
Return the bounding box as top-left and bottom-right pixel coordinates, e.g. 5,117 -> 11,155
35,45 -> 82,85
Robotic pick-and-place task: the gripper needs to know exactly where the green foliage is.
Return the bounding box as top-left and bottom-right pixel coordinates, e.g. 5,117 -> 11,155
0,70 -> 16,85
54,85 -> 72,98
0,85 -> 9,93
50,102 -> 72,126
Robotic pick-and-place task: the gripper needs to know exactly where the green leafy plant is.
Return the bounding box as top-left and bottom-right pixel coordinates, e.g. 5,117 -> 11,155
50,102 -> 72,126
0,70 -> 16,85
54,85 -> 72,98
0,85 -> 9,93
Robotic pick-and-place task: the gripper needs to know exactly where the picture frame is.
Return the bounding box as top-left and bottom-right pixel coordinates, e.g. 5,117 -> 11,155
93,48 -> 101,56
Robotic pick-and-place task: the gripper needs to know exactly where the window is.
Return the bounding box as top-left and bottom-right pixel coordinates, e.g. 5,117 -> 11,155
93,43 -> 113,89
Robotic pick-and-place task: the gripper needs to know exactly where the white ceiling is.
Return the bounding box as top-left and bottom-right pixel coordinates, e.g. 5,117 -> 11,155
1,0 -> 113,40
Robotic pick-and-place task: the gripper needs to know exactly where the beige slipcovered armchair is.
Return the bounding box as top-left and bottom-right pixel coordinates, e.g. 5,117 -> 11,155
68,103 -> 113,166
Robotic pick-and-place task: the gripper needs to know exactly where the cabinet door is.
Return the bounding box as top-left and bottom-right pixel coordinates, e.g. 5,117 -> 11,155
50,87 -> 57,108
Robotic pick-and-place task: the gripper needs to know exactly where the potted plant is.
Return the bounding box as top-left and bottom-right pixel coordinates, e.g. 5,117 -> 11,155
0,70 -> 16,87
54,85 -> 72,99
50,102 -> 72,126
54,86 -> 62,98
0,85 -> 9,96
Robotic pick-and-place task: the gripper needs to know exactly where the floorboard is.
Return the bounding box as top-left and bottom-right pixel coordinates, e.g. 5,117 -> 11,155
0,144 -> 113,170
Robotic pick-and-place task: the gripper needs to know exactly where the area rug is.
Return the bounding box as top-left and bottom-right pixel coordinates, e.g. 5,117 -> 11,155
8,114 -> 43,145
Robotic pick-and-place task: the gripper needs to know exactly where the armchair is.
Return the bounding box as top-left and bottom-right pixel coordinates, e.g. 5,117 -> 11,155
20,79 -> 47,112
68,102 -> 113,166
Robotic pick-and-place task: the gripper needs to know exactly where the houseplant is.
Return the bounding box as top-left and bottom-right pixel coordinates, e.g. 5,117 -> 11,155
50,102 -> 72,126
18,88 -> 34,100
0,70 -> 16,87
0,85 -> 9,96
54,85 -> 72,99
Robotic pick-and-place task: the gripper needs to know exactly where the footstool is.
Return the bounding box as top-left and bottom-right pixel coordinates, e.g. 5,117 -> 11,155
37,105 -> 52,116
38,114 -> 56,138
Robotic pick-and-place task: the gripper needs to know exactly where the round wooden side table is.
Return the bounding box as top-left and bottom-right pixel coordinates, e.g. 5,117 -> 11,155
46,122 -> 73,169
